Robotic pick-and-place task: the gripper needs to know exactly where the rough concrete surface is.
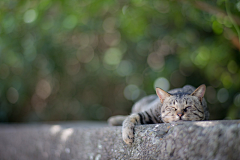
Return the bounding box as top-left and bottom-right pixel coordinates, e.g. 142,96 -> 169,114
0,120 -> 240,160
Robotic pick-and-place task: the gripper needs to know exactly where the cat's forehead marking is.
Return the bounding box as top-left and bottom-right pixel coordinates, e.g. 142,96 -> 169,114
169,94 -> 193,105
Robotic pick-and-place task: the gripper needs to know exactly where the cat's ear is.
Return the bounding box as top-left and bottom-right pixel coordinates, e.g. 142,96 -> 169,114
156,88 -> 171,103
191,84 -> 206,102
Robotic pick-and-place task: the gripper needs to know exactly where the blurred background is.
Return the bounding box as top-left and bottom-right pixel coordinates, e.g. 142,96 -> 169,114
0,0 -> 240,123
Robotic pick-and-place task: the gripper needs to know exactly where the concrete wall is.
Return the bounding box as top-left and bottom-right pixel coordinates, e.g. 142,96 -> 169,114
0,120 -> 240,160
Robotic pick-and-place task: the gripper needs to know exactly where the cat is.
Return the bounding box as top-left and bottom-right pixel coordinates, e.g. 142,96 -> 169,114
108,84 -> 209,145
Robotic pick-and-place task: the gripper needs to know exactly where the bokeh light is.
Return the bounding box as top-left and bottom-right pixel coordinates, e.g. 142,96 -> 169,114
7,87 -> 19,104
154,77 -> 170,91
62,15 -> 78,29
0,0 -> 239,122
124,85 -> 140,101
234,94 -> 240,107
103,48 -> 123,69
217,88 -> 229,103
23,9 -> 37,23
116,60 -> 133,77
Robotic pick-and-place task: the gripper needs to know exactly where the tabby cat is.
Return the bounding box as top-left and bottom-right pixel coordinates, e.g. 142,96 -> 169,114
108,84 -> 209,145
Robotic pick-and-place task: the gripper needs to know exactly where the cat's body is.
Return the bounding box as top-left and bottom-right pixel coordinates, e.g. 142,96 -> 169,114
108,85 -> 209,145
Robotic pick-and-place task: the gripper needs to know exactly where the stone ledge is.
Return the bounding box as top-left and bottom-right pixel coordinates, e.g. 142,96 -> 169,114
0,120 -> 240,160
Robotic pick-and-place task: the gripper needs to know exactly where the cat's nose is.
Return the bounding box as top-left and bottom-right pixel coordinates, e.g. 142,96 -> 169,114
177,113 -> 183,117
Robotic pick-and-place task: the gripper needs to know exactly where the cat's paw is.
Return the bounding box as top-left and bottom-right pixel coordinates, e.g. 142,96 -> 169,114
122,113 -> 140,145
122,125 -> 134,145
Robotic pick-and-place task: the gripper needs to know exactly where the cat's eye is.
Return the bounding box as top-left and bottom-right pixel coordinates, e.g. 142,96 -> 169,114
172,107 -> 177,111
183,106 -> 191,112
166,108 -> 171,111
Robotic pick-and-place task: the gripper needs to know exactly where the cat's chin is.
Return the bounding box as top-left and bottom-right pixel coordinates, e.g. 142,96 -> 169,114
175,120 -> 184,122
174,120 -> 191,122
168,119 -> 182,122
162,118 -> 191,123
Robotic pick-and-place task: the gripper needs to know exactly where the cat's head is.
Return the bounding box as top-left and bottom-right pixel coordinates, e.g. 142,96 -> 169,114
156,84 -> 206,123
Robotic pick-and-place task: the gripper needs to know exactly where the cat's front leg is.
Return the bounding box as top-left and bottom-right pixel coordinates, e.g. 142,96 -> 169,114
122,113 -> 140,145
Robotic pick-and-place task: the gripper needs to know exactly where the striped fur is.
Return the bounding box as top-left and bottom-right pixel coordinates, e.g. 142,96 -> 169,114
108,85 -> 209,145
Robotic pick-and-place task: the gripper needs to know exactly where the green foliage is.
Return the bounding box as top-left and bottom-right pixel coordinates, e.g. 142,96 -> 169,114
0,0 -> 240,122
